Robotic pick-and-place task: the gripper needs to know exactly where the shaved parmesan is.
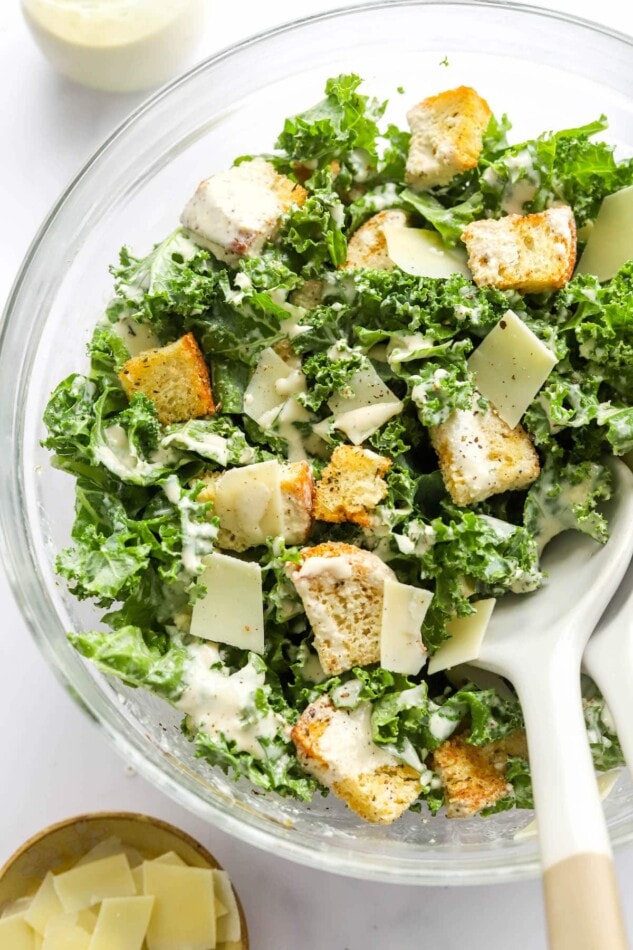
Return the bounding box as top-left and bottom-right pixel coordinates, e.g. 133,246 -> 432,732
43,913 -> 91,949
327,363 -> 402,444
213,871 -> 241,943
383,225 -> 470,278
75,837 -> 122,868
214,460 -> 284,549
427,599 -> 496,674
190,552 -> 264,653
243,347 -> 306,427
143,863 -> 215,950
467,310 -> 557,428
24,872 -> 63,935
380,579 -> 432,676
89,896 -> 154,950
0,915 -> 34,950
53,855 -> 135,914
576,185 -> 633,281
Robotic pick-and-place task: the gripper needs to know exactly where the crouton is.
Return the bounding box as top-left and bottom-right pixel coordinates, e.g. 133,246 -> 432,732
314,445 -> 392,527
432,735 -> 512,818
197,460 -> 314,551
180,158 -> 307,265
341,209 -> 410,270
288,542 -> 395,675
405,86 -> 491,190
429,402 -> 540,506
292,696 -> 421,823
461,205 -> 577,293
289,279 -> 323,309
119,333 -> 214,425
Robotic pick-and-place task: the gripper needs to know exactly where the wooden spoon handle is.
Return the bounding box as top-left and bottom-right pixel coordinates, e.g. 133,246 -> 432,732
544,853 -> 627,950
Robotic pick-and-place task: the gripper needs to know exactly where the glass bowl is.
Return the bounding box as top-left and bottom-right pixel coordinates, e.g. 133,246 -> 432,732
2,0 -> 633,885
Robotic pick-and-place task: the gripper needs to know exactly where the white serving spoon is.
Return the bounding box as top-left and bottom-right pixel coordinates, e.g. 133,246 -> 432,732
472,459 -> 633,950
584,556 -> 633,782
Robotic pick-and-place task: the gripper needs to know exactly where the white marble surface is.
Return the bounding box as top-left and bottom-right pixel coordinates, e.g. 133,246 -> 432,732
2,1 -> 633,947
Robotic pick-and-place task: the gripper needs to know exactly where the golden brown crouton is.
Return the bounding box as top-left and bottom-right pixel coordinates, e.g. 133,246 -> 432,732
314,445 -> 392,527
292,696 -> 421,823
119,333 -> 214,425
406,86 -> 491,190
180,158 -> 307,265
196,460 -> 314,551
432,735 -> 512,818
341,209 -> 410,270
429,402 -> 540,506
461,205 -> 577,293
288,542 -> 395,675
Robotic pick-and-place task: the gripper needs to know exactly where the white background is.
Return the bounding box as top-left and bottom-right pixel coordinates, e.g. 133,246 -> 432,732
2,1 -> 633,947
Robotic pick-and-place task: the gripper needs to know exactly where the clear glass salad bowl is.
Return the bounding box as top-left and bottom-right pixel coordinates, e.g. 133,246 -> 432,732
2,0 -> 633,885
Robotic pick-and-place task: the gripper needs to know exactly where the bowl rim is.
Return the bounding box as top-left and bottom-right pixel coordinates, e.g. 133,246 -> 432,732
0,810 -> 249,946
3,0 -> 633,887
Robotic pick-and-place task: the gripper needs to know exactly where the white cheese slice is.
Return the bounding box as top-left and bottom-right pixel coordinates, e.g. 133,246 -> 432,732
1,898 -> 32,920
75,837 -> 123,868
190,552 -> 264,653
213,871 -> 241,943
243,347 -> 302,426
0,914 -> 35,950
152,852 -> 186,867
214,459 -> 283,549
427,599 -> 496,675
89,896 -> 154,950
383,225 -> 471,278
143,862 -> 215,950
327,364 -> 402,445
24,872 -> 63,935
53,854 -> 135,913
515,769 -> 621,840
576,185 -> 633,281
467,310 -> 557,428
42,913 -> 91,949
380,578 -> 432,676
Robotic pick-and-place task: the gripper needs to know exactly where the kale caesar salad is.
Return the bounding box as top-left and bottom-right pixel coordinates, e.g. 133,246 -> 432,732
44,77 -> 633,824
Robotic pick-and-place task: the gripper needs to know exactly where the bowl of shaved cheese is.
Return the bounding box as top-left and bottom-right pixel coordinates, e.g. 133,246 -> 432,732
0,812 -> 247,948
3,0 -> 633,885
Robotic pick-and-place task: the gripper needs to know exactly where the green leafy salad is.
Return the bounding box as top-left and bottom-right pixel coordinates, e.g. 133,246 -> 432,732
43,75 -> 633,823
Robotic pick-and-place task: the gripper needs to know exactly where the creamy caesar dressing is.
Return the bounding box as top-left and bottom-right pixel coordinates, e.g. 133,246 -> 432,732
427,707 -> 461,743
93,423 -> 177,481
318,704 -> 404,780
161,427 -> 255,467
162,476 -> 218,574
177,643 -> 284,758
112,317 -> 160,356
23,0 -> 206,92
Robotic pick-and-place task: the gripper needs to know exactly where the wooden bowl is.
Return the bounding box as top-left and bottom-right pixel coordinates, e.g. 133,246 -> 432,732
0,811 -> 249,948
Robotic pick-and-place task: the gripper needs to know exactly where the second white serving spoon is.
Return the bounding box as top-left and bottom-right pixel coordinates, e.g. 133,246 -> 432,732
472,459 -> 633,950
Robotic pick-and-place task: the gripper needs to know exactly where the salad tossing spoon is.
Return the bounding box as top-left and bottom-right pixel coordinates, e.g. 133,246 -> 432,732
583,556 -> 633,783
472,458 -> 633,950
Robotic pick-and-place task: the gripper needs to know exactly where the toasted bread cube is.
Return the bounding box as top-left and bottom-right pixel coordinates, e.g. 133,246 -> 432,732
119,333 -> 214,425
288,542 -> 395,675
432,735 -> 512,818
314,445 -> 392,527
292,696 -> 421,823
181,158 -> 307,265
197,460 -> 314,551
289,279 -> 323,309
341,209 -> 410,270
461,205 -> 577,293
429,402 -> 540,506
405,86 -> 491,190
